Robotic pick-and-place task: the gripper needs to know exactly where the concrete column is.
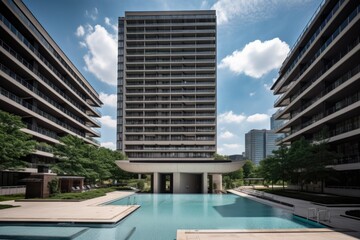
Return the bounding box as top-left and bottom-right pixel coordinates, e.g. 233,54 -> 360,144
202,172 -> 208,193
173,172 -> 181,193
153,172 -> 159,193
212,174 -> 222,192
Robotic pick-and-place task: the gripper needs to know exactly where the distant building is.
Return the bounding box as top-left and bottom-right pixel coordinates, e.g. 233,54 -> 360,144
228,154 -> 245,161
271,0 -> 360,195
245,129 -> 278,165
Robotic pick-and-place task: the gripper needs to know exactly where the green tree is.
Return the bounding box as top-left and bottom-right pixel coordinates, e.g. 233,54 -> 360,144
52,135 -> 91,177
287,137 -> 314,190
213,153 -> 228,160
53,134 -> 130,183
0,110 -> 36,170
259,156 -> 281,189
242,160 -> 255,178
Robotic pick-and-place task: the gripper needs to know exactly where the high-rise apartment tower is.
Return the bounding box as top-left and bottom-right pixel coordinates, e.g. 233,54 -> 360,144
116,11 -> 241,193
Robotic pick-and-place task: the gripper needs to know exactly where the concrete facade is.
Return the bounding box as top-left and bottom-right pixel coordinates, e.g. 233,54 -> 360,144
0,0 -> 102,168
271,0 -> 360,193
116,11 -> 240,193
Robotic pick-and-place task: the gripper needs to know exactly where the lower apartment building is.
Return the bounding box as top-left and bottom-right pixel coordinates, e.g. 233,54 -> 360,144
272,0 -> 360,196
0,0 -> 102,185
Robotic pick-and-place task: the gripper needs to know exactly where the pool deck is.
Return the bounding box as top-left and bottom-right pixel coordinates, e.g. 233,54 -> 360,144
0,191 -> 137,224
177,190 -> 360,240
177,229 -> 360,240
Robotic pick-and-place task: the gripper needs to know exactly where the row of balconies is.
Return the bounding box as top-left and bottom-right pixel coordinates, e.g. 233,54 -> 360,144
125,145 -> 215,151
125,127 -> 215,133
126,111 -> 215,117
275,32 -> 360,108
126,96 -> 215,102
279,0 -> 345,84
126,88 -> 215,94
0,87 -> 101,138
126,66 -> 215,71
126,44 -> 215,49
125,135 -> 215,141
126,152 -> 214,159
126,80 -> 215,87
126,36 -> 216,42
0,30 -> 101,117
126,28 -> 215,34
126,73 -> 215,79
0,63 -> 101,130
126,103 -> 215,109
125,119 -> 215,125
126,51 -> 215,56
0,12 -> 101,106
274,3 -> 359,96
126,58 -> 215,63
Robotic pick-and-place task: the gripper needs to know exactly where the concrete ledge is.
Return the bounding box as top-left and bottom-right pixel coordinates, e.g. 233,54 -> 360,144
177,229 -> 360,240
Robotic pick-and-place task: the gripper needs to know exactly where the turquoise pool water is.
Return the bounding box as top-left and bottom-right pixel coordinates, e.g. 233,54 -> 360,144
75,193 -> 324,240
0,194 -> 324,240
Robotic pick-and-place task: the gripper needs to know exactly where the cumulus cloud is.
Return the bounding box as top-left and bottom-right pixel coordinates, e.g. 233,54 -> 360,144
223,143 -> 242,149
212,0 -> 311,25
218,111 -> 246,123
99,92 -> 117,108
101,141 -> 116,150
249,92 -> 256,97
75,25 -> 85,37
82,25 -> 117,85
100,115 -> 116,128
219,38 -> 290,78
104,17 -> 117,32
263,83 -> 271,91
85,7 -> 98,21
220,130 -> 235,139
246,113 -> 269,123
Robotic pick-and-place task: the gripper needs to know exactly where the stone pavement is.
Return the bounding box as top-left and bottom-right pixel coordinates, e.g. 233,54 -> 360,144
0,191 -> 137,223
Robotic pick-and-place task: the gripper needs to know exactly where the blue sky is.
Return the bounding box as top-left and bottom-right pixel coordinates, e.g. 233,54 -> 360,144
23,0 -> 321,155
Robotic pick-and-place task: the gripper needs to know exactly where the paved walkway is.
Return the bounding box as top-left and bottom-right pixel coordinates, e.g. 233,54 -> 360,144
228,189 -> 360,231
177,190 -> 360,240
0,191 -> 137,223
177,229 -> 360,240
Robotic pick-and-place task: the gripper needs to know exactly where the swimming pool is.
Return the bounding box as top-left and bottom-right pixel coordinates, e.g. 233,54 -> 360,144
75,193 -> 324,240
0,193 -> 324,240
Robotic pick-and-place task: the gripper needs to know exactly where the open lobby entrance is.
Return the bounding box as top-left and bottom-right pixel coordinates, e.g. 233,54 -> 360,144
116,161 -> 243,194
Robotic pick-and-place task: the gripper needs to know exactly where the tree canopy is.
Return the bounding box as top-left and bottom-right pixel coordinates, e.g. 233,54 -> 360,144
52,135 -> 129,183
0,110 -> 36,170
259,133 -> 338,192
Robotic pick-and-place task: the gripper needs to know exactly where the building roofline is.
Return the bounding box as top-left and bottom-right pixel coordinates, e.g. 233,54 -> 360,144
125,10 -> 216,16
12,0 -> 101,100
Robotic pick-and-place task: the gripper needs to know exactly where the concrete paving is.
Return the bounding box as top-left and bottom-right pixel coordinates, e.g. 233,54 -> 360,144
177,229 -> 360,240
0,191 -> 137,223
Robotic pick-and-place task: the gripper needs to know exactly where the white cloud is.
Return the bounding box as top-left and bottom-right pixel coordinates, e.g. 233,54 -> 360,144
211,0 -> 311,25
246,113 -> 269,123
75,25 -> 85,37
218,111 -> 246,123
100,115 -> 116,128
219,38 -> 290,78
220,130 -> 235,139
249,92 -> 256,97
104,17 -> 118,32
201,0 -> 209,9
85,7 -> 98,21
223,143 -> 242,149
83,25 -> 117,85
101,141 -> 116,150
99,92 -> 117,108
264,83 -> 271,91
